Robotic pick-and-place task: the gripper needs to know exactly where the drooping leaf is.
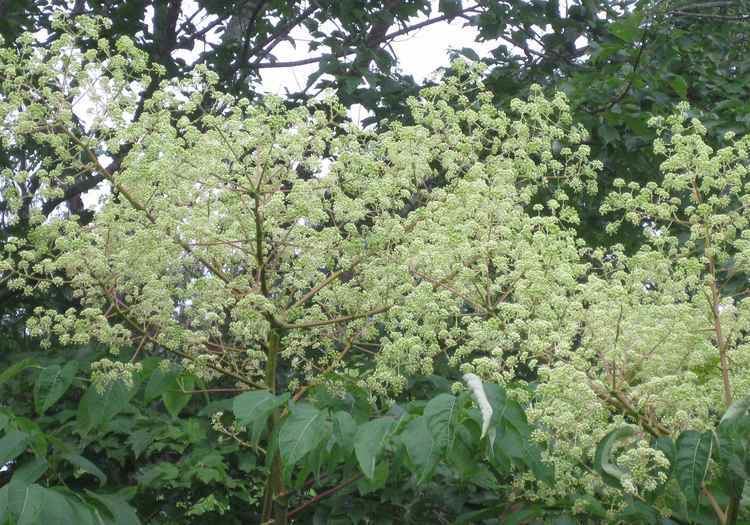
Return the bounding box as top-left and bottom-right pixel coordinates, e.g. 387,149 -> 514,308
62,454 -> 107,486
462,373 -> 492,439
0,359 -> 36,387
232,390 -> 289,444
354,418 -> 394,479
33,362 -> 78,415
278,403 -> 327,470
675,430 -> 713,508
594,426 -> 635,487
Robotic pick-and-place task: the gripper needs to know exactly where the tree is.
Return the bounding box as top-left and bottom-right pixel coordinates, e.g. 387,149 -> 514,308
2,15 -> 750,525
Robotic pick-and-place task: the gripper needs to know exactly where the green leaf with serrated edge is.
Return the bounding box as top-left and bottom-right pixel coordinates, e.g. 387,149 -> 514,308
34,361 -> 78,415
278,403 -> 327,470
424,394 -> 459,454
594,427 -> 635,487
232,390 -> 289,444
675,430 -> 713,508
354,418 -> 393,479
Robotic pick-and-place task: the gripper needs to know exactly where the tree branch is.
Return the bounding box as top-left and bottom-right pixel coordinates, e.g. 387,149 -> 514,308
254,5 -> 482,69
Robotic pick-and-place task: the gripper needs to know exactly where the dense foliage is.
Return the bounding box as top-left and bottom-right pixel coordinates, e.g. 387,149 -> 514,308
1,4 -> 750,525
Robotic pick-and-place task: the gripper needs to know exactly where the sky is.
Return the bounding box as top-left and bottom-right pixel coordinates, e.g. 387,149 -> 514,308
253,1 -> 497,94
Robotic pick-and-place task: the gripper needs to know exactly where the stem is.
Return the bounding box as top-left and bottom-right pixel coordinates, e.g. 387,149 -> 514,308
726,490 -> 741,525
286,473 -> 363,520
260,329 -> 288,524
703,484 -> 727,524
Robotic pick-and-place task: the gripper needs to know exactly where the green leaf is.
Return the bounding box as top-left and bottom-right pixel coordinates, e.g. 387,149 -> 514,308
278,403 -> 327,470
85,490 -> 141,525
232,390 -> 289,444
354,418 -> 394,479
11,458 -> 48,485
424,394 -> 459,453
34,362 -> 78,415
76,381 -> 133,433
0,358 -> 36,387
439,0 -> 462,19
717,396 -> 750,497
62,454 -> 107,486
675,430 -> 713,508
0,430 -> 29,466
400,415 -> 439,483
332,411 -> 357,453
609,13 -> 643,43
143,367 -> 172,403
455,501 -> 507,523
161,374 -> 194,418
458,47 -> 480,61
594,426 -> 634,487
669,75 -> 688,99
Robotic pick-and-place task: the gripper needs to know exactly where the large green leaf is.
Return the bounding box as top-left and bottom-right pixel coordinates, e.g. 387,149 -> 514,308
354,418 -> 394,479
423,393 -> 459,453
0,358 -> 36,387
161,374 -> 194,418
33,362 -> 78,415
278,403 -> 327,470
609,12 -> 644,43
400,415 -> 439,483
62,454 -> 107,486
594,427 -> 634,487
9,485 -> 102,525
717,396 -> 750,497
11,457 -> 48,485
332,410 -> 357,453
675,430 -> 713,508
143,367 -> 172,403
0,430 -> 29,466
76,381 -> 133,433
85,489 -> 141,525
232,390 -> 289,444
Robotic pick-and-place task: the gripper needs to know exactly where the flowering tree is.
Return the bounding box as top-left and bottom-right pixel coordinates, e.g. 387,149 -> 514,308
1,18 -> 749,524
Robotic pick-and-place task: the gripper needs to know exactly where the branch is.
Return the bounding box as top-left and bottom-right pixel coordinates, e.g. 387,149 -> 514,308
286,474 -> 363,520
254,5 -> 482,69
286,257 -> 362,312
280,305 -> 390,330
64,129 -> 232,284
